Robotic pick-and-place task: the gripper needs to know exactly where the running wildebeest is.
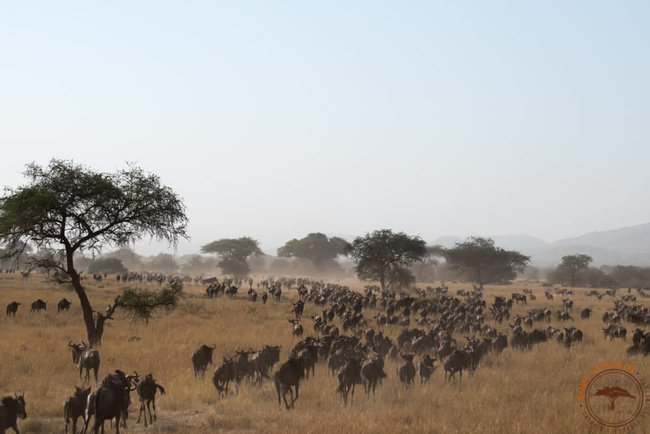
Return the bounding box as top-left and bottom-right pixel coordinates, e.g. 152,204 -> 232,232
69,342 -> 100,384
444,349 -> 469,383
213,357 -> 237,398
6,302 -> 20,317
336,356 -> 362,405
288,319 -> 303,338
397,353 -> 416,386
291,300 -> 304,319
360,355 -> 386,395
64,386 -> 91,434
192,344 -> 216,378
58,298 -> 72,313
30,299 -> 46,312
274,357 -> 305,410
135,374 -> 165,427
417,355 -> 437,384
0,394 -> 27,434
84,370 -> 137,434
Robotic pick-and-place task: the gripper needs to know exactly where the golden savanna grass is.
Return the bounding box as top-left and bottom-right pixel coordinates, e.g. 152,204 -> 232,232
1,273 -> 649,433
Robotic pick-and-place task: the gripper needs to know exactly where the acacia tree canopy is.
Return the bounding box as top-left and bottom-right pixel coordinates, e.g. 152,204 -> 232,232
0,159 -> 189,344
559,254 -> 593,287
346,229 -> 428,291
442,236 -> 530,286
201,236 -> 262,277
277,232 -> 349,269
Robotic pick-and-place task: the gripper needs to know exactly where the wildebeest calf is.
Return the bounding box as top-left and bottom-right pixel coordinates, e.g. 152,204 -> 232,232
136,373 -> 165,427
63,386 -> 90,434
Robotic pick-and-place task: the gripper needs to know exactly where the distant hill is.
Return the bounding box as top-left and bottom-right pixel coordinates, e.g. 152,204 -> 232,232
553,223 -> 650,255
431,223 -> 650,267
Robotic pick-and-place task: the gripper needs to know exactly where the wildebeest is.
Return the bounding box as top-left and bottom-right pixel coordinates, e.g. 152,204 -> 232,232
6,302 -> 20,317
397,353 -> 416,386
274,357 -> 305,410
417,355 -> 437,384
251,345 -> 282,382
213,357 -> 237,398
0,394 -> 27,434
288,319 -> 303,339
291,300 -> 304,319
58,298 -> 72,313
30,299 -> 46,312
191,344 -> 216,378
64,386 -> 90,434
336,356 -> 362,405
580,308 -> 592,320
360,355 -> 386,395
603,324 -> 627,341
84,370 -> 137,434
511,293 -> 527,304
444,350 -> 469,383
69,342 -> 100,384
135,374 -> 165,427
564,327 -> 584,348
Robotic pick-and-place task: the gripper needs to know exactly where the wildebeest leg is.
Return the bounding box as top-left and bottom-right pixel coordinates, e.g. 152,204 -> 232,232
292,383 -> 299,408
147,399 -> 154,424
151,396 -> 156,421
283,387 -> 292,410
137,399 -> 145,425
351,384 -> 355,404
275,382 -> 282,409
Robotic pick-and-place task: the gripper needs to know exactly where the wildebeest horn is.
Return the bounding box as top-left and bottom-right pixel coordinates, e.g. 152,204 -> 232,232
210,344 -> 216,349
68,340 -> 74,347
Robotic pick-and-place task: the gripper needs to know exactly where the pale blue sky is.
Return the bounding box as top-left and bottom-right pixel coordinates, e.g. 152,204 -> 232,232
1,1 -> 649,255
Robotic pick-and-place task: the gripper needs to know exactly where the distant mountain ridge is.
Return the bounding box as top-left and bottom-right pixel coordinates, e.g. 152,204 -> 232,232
431,223 -> 650,267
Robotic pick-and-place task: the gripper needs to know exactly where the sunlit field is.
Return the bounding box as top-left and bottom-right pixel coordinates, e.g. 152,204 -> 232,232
1,272 -> 649,433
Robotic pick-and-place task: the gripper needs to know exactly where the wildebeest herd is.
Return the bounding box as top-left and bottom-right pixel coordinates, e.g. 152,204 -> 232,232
3,275 -> 650,432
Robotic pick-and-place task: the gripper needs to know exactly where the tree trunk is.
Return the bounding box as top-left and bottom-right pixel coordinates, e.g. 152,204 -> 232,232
70,271 -> 103,345
67,248 -> 103,345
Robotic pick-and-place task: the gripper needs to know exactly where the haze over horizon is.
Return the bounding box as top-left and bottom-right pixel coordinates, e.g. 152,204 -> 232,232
2,2 -> 649,258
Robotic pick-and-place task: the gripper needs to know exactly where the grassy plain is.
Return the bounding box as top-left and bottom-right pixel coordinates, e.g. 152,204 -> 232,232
1,273 -> 649,433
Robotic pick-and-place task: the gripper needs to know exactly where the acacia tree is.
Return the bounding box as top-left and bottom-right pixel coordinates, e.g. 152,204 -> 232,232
201,237 -> 262,277
277,232 -> 349,269
346,229 -> 427,291
559,254 -> 593,287
0,160 -> 188,345
442,236 -> 530,287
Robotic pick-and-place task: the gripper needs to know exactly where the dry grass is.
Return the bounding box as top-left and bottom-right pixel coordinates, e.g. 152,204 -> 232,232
1,273 -> 649,433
